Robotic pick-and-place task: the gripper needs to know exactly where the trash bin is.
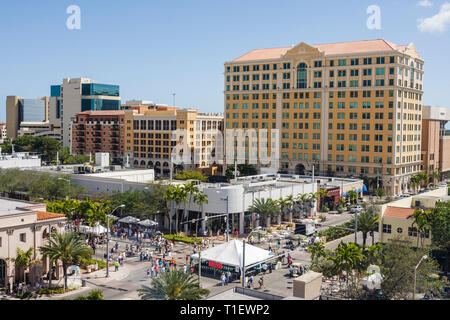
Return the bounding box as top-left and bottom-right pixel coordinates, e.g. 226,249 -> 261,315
82,279 -> 87,287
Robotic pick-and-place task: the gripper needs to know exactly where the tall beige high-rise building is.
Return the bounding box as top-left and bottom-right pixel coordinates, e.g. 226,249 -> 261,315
224,39 -> 424,196
6,96 -> 49,140
124,106 -> 224,175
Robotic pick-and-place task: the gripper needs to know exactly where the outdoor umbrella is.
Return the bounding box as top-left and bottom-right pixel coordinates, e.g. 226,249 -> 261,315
118,216 -> 140,224
108,214 -> 119,221
138,219 -> 158,227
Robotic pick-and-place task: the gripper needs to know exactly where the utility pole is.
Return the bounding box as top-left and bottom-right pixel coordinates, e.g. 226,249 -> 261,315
172,93 -> 176,107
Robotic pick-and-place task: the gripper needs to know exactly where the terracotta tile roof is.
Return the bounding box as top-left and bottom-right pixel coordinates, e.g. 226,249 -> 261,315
233,46 -> 294,62
233,39 -> 406,62
77,110 -> 124,116
383,207 -> 415,219
37,211 -> 66,221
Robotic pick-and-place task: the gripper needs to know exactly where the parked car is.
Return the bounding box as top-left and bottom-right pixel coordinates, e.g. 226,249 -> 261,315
350,206 -> 363,214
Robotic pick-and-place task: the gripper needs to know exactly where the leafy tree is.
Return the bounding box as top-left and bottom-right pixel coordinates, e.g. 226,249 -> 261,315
39,231 -> 92,290
428,201 -> 450,272
379,239 -> 444,300
138,269 -> 210,300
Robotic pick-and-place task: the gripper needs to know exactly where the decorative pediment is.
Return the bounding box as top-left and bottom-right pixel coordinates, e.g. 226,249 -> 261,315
283,42 -> 324,58
404,43 -> 420,59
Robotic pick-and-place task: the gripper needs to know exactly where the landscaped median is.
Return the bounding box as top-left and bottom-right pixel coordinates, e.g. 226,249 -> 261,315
162,234 -> 203,245
316,221 -> 355,243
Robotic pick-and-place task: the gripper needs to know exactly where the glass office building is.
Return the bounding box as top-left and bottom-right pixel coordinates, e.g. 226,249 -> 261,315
81,99 -> 121,111
50,85 -> 61,97
21,99 -> 46,122
82,84 -> 120,97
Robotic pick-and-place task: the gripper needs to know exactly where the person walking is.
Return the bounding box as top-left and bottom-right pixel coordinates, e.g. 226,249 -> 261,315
146,268 -> 150,278
226,271 -> 231,284
114,261 -> 120,272
220,273 -> 226,286
248,275 -> 254,288
258,276 -> 264,289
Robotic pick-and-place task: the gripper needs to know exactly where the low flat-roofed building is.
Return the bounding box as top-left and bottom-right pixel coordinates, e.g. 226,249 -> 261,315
0,197 -> 67,287
378,187 -> 448,246
0,152 -> 41,169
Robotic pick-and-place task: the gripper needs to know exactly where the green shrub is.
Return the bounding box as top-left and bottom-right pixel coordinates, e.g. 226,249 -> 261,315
86,289 -> 104,300
287,223 -> 294,228
162,234 -> 203,245
37,287 -> 66,295
73,295 -> 87,300
277,226 -> 285,231
337,207 -> 345,214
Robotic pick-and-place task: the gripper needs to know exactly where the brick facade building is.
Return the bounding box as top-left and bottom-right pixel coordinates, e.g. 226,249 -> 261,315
71,111 -> 125,164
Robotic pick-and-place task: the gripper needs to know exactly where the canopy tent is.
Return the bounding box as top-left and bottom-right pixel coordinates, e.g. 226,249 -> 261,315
78,224 -> 108,235
118,216 -> 140,224
138,219 -> 158,227
191,240 -> 274,269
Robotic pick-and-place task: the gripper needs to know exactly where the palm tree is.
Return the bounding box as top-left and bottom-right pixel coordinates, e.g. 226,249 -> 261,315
347,190 -> 358,205
296,193 -> 309,219
138,269 -> 210,300
249,198 -> 279,229
417,172 -> 429,189
276,197 -> 289,225
409,175 -> 421,194
331,242 -> 363,289
317,188 -> 331,211
172,185 -> 187,234
285,194 -> 295,222
181,182 -> 200,234
308,242 -> 326,262
308,192 -> 319,217
193,192 -> 208,238
431,170 -> 440,186
357,211 -> 379,247
163,185 -> 176,234
39,231 -> 92,290
12,248 -> 37,285
411,209 -> 431,248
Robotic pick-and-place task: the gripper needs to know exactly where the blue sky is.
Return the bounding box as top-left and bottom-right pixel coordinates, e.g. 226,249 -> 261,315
1,0 -> 450,123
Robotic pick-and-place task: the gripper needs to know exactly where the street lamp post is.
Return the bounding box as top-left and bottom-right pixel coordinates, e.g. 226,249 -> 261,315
106,204 -> 125,278
217,191 -> 230,242
241,228 -> 261,288
413,255 -> 428,300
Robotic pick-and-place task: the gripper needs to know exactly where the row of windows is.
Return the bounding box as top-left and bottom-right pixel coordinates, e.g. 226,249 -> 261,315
382,225 -> 429,238
226,90 -> 400,101
226,56 -> 400,73
227,67 -> 397,83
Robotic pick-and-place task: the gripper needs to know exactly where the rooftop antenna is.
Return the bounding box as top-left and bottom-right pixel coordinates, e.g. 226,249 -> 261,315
172,93 -> 176,107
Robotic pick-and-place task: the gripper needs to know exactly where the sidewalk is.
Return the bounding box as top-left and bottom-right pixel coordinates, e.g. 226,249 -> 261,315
36,265 -> 130,300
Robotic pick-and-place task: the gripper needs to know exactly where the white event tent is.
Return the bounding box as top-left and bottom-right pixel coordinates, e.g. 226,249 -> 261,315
191,240 -> 274,269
